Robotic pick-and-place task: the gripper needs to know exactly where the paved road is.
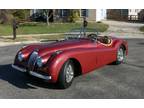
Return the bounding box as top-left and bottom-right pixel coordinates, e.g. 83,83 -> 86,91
0,39 -> 144,99
102,20 -> 144,38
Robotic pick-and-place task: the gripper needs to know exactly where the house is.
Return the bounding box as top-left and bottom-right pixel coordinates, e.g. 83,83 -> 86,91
30,9 -> 107,22
107,9 -> 144,22
138,9 -> 144,22
79,9 -> 106,22
95,9 -> 107,22
128,9 -> 142,21
107,9 -> 128,21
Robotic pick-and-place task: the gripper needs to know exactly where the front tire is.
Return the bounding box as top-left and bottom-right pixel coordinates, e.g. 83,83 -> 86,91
114,46 -> 126,65
57,60 -> 74,89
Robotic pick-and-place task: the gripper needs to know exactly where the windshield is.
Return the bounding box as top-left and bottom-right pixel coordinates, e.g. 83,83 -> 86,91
65,28 -> 99,40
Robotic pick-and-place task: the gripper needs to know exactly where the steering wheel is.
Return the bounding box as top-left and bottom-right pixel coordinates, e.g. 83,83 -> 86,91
103,36 -> 112,44
87,33 -> 98,40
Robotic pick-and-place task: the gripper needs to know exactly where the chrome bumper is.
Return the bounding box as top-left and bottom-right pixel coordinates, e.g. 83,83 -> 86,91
29,71 -> 51,80
12,64 -> 26,72
12,64 -> 51,80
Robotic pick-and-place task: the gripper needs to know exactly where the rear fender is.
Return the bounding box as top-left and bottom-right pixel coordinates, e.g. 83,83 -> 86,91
116,40 -> 128,55
113,39 -> 128,52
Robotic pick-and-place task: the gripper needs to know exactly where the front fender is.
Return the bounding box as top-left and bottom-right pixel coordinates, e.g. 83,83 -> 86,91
47,51 -> 70,83
47,48 -> 89,82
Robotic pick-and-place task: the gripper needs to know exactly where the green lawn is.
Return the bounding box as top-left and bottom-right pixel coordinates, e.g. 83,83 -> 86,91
140,26 -> 144,32
0,22 -> 108,36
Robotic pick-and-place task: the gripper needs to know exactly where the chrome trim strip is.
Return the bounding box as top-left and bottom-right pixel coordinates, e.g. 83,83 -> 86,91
29,71 -> 51,80
12,64 -> 51,80
12,64 -> 26,72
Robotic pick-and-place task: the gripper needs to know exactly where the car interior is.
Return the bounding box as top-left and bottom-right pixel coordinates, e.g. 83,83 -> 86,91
97,36 -> 112,44
87,33 -> 112,45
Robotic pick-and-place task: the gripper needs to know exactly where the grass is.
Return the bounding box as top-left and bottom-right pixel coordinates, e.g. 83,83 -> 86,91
140,26 -> 144,32
0,22 -> 108,36
0,25 -> 13,36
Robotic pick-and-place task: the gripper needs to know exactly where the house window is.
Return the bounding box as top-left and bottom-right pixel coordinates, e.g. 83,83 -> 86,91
60,9 -> 69,17
81,9 -> 88,17
121,9 -> 128,16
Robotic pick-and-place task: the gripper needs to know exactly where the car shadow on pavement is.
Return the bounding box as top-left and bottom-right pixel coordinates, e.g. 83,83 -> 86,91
125,63 -> 144,69
137,42 -> 144,45
0,64 -> 60,90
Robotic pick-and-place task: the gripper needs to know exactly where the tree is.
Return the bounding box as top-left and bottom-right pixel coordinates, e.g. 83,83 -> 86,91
0,9 -> 30,24
42,9 -> 53,25
0,10 -> 13,24
12,9 -> 30,21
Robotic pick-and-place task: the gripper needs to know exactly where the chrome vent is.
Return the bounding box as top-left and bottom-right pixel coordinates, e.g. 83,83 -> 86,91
28,51 -> 38,70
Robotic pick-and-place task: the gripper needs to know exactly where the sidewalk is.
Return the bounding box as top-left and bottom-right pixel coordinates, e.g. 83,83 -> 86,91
0,33 -> 64,38
0,33 -> 63,47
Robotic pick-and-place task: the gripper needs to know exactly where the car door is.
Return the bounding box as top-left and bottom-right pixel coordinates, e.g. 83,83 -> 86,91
95,41 -> 116,66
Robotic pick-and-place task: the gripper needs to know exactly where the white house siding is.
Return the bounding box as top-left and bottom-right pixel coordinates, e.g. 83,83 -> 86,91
96,9 -> 107,22
84,9 -> 107,22
128,9 -> 142,20
87,9 -> 96,21
128,9 -> 141,16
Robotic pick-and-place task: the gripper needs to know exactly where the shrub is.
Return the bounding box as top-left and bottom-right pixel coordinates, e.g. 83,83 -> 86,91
140,26 -> 144,32
69,10 -> 80,23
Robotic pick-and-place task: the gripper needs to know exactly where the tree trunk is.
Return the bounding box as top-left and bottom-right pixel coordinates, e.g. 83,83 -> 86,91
46,13 -> 49,26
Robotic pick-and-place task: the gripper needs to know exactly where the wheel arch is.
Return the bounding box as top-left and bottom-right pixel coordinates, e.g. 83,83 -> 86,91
48,52 -> 82,82
120,42 -> 128,55
69,58 -> 82,76
120,44 -> 126,50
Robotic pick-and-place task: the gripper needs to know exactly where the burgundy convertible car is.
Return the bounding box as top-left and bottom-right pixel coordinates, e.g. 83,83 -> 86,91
12,28 -> 128,89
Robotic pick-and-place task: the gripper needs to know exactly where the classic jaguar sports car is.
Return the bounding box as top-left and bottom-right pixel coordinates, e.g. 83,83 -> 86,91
12,28 -> 128,89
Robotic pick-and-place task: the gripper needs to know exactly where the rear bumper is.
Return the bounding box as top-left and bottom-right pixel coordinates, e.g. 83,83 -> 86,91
12,64 -> 52,80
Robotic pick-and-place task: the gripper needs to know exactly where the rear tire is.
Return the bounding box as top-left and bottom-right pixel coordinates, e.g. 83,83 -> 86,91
114,46 -> 126,65
57,60 -> 74,89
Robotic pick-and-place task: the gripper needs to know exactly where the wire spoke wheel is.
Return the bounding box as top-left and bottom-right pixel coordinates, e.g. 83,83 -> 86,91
58,60 -> 75,89
65,64 -> 74,83
117,48 -> 124,62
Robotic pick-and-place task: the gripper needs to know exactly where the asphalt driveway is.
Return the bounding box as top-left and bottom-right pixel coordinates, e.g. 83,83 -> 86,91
102,20 -> 144,38
0,38 -> 144,98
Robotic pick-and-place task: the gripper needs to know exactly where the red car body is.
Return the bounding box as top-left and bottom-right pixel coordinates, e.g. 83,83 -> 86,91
12,36 -> 128,83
